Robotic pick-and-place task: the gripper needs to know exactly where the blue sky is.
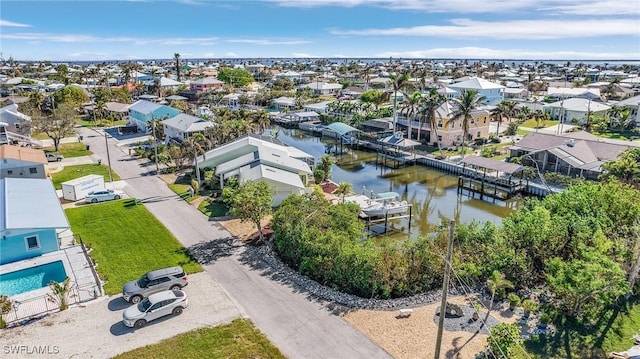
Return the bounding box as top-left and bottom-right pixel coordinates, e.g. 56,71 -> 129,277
1,0 -> 639,61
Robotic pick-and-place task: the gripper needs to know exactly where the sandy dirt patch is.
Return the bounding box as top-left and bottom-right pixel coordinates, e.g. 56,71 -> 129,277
343,295 -> 521,359
218,217 -> 272,242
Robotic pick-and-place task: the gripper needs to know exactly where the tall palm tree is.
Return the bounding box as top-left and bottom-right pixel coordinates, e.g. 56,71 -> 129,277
174,53 -> 181,81
401,91 -> 423,140
490,102 -> 507,135
418,89 -> 446,153
449,89 -> 486,159
183,133 -> 211,185
389,71 -> 412,133
532,109 -> 546,131
252,110 -> 271,135
502,100 -> 518,125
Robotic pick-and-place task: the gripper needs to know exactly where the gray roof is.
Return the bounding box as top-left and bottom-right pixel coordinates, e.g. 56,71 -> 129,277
105,102 -> 130,113
1,178 -> 69,232
461,155 -> 524,174
161,113 -> 213,133
129,100 -> 163,114
326,122 -> 360,136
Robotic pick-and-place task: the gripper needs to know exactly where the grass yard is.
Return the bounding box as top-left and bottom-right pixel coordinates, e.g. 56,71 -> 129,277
198,199 -> 229,218
592,130 -> 637,141
519,119 -> 560,129
44,141 -> 92,158
50,164 -> 121,189
113,319 -> 285,359
168,183 -> 199,203
65,200 -> 202,295
78,118 -> 128,128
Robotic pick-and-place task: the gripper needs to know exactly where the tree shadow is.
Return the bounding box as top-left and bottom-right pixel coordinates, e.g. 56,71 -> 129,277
188,237 -> 240,265
445,334 -> 480,359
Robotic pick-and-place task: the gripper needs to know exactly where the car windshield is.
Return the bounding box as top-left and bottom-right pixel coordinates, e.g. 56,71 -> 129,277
137,275 -> 149,288
137,298 -> 152,312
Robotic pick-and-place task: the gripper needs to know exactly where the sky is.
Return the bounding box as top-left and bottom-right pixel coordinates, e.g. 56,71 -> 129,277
1,0 -> 639,61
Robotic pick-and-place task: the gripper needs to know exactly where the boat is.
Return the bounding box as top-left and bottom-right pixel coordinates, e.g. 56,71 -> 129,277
359,192 -> 410,217
299,120 -> 325,134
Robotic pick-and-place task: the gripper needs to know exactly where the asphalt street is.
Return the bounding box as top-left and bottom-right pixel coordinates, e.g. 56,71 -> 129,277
78,127 -> 391,359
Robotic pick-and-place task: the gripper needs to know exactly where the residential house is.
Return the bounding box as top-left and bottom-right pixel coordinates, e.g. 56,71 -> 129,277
437,87 -> 458,100
0,177 -> 69,265
105,102 -> 130,121
128,100 -> 180,132
615,94 -> 640,127
431,101 -> 491,146
271,97 -> 296,112
304,101 -> 333,114
508,131 -> 636,179
197,135 -> 313,206
447,77 -> 505,105
546,87 -> 601,101
544,98 -> 610,124
161,113 -> 214,142
189,77 -> 224,92
298,82 -> 343,95
504,88 -> 529,99
0,103 -> 31,136
0,145 -> 47,179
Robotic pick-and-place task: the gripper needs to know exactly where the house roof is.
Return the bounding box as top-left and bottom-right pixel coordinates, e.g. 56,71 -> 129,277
292,111 -> 319,118
378,134 -> 420,148
159,77 -> 183,87
272,97 -> 295,105
161,113 -> 213,133
616,94 -> 640,107
129,99 -> 163,114
449,77 -> 505,90
0,103 -> 31,123
326,122 -> 360,136
1,177 -> 69,232
105,102 -> 130,113
240,164 -> 305,189
544,98 -> 611,112
191,77 -> 224,85
0,145 -> 47,164
461,155 -> 524,174
299,82 -> 343,91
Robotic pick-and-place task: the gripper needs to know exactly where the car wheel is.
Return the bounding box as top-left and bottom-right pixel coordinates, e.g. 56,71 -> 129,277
172,307 -> 183,316
134,319 -> 146,329
130,295 -> 143,304
114,195 -> 121,200
57,158 -> 62,162
91,198 -> 98,203
170,285 -> 181,291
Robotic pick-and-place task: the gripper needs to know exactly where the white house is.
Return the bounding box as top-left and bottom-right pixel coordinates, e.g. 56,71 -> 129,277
161,113 -> 214,142
197,135 -> 313,206
271,97 -> 296,112
0,103 -> 31,135
544,98 -> 611,124
616,94 -> 640,127
448,77 -> 505,104
298,82 -> 343,95
304,101 -> 333,114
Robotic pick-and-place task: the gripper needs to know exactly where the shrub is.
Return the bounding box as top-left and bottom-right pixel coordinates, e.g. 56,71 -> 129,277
508,292 -> 521,309
190,179 -> 199,194
522,299 -> 539,314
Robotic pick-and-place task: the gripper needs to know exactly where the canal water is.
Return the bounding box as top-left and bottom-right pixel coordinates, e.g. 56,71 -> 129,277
272,127 -> 520,239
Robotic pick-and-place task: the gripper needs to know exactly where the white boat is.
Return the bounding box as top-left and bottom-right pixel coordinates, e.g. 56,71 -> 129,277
360,192 -> 410,217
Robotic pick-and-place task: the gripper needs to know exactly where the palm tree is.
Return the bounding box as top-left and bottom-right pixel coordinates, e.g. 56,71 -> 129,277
389,71 -> 412,133
449,89 -> 486,159
174,53 -> 181,81
418,89 -> 446,154
252,110 -> 271,135
183,133 -> 211,185
334,181 -> 354,204
483,271 -> 513,327
502,100 -> 518,124
490,102 -> 507,135
401,91 -> 423,140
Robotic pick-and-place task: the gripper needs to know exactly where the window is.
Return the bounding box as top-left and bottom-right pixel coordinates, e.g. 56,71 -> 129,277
437,121 -> 443,128
14,123 -> 20,129
25,235 -> 40,250
7,170 -> 12,175
29,167 -> 38,174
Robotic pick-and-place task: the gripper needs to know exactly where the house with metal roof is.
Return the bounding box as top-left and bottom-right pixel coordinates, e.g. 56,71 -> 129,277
161,113 -> 214,142
128,100 -> 180,132
0,103 -> 31,136
615,94 -> 640,127
448,77 -> 505,104
197,135 -> 313,206
0,145 -> 47,179
189,77 -> 224,92
509,132 -> 633,179
298,82 -> 343,95
544,98 -> 610,124
0,177 -> 70,264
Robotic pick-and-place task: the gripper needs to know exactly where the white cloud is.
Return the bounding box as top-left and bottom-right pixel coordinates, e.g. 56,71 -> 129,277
292,52 -> 319,57
226,39 -> 311,45
539,1 -> 640,15
177,0 -> 207,5
375,47 -> 640,60
67,51 -> 111,60
225,52 -> 239,57
0,19 -> 31,27
331,18 -> 639,39
2,32 -> 220,46
269,0 -> 538,13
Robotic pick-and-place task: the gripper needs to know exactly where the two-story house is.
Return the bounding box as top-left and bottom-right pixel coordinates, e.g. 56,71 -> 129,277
128,100 -> 180,133
448,77 -> 505,105
161,113 -> 214,143
0,145 -> 47,179
189,77 -> 225,93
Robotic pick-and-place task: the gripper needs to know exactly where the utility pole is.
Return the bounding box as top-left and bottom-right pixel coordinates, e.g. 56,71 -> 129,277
434,220 -> 455,359
153,120 -> 159,173
104,132 -> 113,182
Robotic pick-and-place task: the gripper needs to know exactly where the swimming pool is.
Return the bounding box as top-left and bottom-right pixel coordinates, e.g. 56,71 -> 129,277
0,261 -> 68,296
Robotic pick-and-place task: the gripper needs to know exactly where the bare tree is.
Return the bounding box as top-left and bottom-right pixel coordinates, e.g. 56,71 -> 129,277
31,102 -> 77,151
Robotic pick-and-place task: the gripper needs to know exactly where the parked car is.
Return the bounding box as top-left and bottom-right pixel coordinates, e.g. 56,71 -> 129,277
45,152 -> 64,162
84,189 -> 124,203
122,290 -> 188,328
122,266 -> 188,303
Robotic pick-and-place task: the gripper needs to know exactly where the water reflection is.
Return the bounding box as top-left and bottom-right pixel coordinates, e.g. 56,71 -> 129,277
271,127 -> 520,239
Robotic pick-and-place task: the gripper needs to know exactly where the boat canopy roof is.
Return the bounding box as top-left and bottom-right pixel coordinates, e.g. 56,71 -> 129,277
376,191 -> 399,199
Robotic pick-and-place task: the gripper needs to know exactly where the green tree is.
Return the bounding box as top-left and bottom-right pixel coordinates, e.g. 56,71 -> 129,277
31,102 -> 77,151
174,53 -> 181,81
487,323 -> 522,358
53,86 -> 90,107
601,149 -> 640,187
449,89 -> 486,159
484,271 -> 513,327
389,71 -> 412,133
223,180 -> 275,242
47,277 -> 71,311
334,181 -> 354,204
0,295 -> 12,329
491,101 -> 508,135
217,68 -> 254,88
360,89 -> 389,110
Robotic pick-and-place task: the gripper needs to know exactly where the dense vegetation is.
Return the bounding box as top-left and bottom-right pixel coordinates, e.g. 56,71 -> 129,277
273,180 -> 640,324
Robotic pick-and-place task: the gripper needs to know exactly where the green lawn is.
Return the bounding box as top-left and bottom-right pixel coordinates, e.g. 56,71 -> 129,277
113,319 -> 285,359
198,199 -> 229,217
592,130 -> 637,141
78,118 -> 128,128
65,200 -> 202,295
44,142 -> 92,158
167,183 -> 199,203
50,164 -> 121,189
519,119 -> 560,129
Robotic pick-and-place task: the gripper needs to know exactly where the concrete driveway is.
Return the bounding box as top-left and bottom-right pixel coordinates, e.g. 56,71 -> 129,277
3,273 -> 240,358
75,126 -> 392,359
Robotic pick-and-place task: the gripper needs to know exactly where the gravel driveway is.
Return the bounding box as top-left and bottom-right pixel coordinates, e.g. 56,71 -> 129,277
2,273 -> 241,358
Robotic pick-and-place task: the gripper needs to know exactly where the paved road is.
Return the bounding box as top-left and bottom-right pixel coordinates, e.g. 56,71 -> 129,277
79,127 -> 391,359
